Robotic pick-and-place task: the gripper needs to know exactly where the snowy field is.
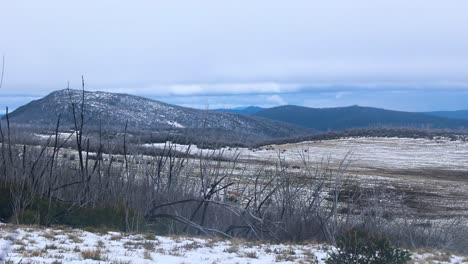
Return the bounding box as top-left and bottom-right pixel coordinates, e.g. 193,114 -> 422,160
144,137 -> 468,171
1,224 -> 467,264
270,137 -> 468,171
32,135 -> 468,219
34,134 -> 468,173
142,137 -> 468,220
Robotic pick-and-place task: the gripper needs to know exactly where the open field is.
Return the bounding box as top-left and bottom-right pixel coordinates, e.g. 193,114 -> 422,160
148,137 -> 468,172
29,134 -> 468,227
142,137 -> 468,220
27,133 -> 468,224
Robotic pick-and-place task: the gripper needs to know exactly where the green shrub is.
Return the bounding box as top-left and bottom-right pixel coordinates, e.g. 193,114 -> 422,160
326,229 -> 412,264
0,190 -> 136,230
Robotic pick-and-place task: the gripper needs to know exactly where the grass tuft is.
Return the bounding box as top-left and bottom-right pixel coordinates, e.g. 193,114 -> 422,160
81,248 -> 106,261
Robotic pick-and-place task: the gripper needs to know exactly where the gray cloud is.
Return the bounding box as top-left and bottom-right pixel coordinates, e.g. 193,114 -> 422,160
1,0 -> 467,109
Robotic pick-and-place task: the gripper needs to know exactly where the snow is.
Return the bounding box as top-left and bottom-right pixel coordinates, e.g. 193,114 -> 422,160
34,132 -> 74,140
1,225 -> 465,263
166,121 -> 185,128
0,225 -> 328,263
143,137 -> 468,171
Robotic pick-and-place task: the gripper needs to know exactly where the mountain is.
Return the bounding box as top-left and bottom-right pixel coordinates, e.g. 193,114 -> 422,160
425,110 -> 468,121
212,106 -> 264,115
253,105 -> 468,131
10,90 -> 468,139
8,89 -> 306,139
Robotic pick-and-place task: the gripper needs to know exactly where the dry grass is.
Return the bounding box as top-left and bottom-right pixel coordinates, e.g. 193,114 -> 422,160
274,248 -> 297,262
142,241 -> 155,250
3,235 -> 15,241
122,240 -> 157,250
14,239 -> 26,246
110,234 -> 123,241
144,233 -> 156,240
41,230 -> 58,240
81,248 -> 106,261
67,233 -> 83,244
168,245 -> 185,256
224,245 -> 239,254
424,254 -> 451,263
301,248 -> 319,264
181,241 -> 203,251
242,251 -> 258,259
155,247 -> 166,254
45,243 -> 58,250
51,254 -> 64,259
96,240 -> 105,248
110,261 -> 132,264
26,249 -> 46,257
143,250 -> 153,260
123,240 -> 136,249
13,245 -> 26,253
205,236 -> 230,248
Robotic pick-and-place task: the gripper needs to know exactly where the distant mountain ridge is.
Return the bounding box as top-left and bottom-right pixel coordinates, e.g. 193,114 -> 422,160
425,110 -> 468,120
252,105 -> 468,131
8,89 -> 306,139
212,106 -> 264,115
8,90 -> 468,137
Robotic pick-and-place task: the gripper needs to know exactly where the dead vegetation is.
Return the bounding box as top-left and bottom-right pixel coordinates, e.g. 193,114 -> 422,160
80,248 -> 106,261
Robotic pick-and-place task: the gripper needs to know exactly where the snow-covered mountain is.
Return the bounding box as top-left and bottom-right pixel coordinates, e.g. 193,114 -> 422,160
8,89 -> 305,138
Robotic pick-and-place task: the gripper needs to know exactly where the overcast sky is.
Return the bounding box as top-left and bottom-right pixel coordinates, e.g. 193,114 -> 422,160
1,0 -> 468,112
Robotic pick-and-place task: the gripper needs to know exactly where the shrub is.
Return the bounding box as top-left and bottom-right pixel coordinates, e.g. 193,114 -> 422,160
325,229 -> 412,264
0,186 -> 13,222
8,193 -> 140,231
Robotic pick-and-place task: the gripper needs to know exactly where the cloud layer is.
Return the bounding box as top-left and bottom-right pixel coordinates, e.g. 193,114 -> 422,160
1,1 -> 467,111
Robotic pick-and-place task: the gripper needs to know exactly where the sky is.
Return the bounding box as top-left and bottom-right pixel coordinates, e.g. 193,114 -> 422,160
1,0 -> 468,113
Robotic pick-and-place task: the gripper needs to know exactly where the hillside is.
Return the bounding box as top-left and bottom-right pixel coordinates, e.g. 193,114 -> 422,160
8,90 -> 305,139
425,110 -> 468,120
253,105 -> 468,131
10,91 -> 468,138
213,106 -> 264,115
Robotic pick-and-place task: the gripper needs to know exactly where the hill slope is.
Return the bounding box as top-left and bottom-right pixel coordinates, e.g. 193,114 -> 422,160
8,89 -> 305,138
212,106 -> 264,115
425,110 -> 468,120
253,105 -> 468,131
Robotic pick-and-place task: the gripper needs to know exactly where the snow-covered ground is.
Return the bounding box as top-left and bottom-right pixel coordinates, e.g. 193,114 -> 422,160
143,137 -> 468,171
142,137 -> 468,220
274,137 -> 468,171
34,132 -> 75,141
0,225 -> 466,264
0,225 -> 328,263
